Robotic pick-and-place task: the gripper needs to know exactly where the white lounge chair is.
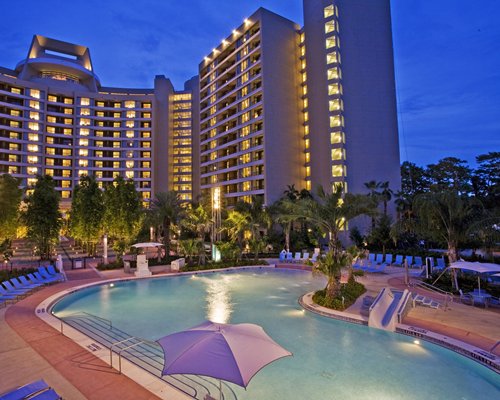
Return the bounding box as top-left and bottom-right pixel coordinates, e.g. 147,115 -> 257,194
286,252 -> 293,263
302,252 -> 310,262
294,252 -> 301,263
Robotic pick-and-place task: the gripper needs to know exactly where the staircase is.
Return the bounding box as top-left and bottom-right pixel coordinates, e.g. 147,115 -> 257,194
59,312 -> 237,400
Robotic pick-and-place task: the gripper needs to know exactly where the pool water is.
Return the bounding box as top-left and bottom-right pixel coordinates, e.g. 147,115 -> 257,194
52,268 -> 500,399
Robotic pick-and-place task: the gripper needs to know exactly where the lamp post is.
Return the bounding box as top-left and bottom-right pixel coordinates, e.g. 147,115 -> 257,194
103,234 -> 108,265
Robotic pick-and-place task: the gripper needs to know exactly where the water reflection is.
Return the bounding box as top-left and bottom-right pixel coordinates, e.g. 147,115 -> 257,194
203,275 -> 234,323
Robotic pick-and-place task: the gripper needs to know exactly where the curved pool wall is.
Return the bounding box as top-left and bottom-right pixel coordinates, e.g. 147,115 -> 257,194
50,268 -> 500,400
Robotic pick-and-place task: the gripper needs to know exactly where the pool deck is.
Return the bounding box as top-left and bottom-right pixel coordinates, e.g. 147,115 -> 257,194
1,264 -> 499,399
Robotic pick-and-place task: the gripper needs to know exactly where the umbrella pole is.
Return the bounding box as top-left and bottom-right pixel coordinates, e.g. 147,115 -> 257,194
219,379 -> 222,400
478,276 -> 481,294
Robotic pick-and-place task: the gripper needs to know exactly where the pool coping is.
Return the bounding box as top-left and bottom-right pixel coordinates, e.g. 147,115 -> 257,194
299,291 -> 500,374
35,265 -> 275,400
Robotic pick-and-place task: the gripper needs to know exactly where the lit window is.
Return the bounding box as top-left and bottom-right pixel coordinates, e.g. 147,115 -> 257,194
331,132 -> 345,144
125,101 -> 135,108
45,158 -> 54,166
332,165 -> 345,177
62,149 -> 72,156
126,111 -> 136,118
327,68 -> 340,80
29,111 -> 39,120
29,100 -> 40,109
330,115 -> 343,128
329,99 -> 341,111
80,108 -> 90,116
126,121 -> 134,128
30,89 -> 40,99
28,133 -> 39,141
331,148 -> 345,161
326,37 -> 336,49
62,159 -> 71,167
27,144 -> 39,152
80,118 -> 91,126
27,178 -> 37,187
327,52 -> 338,64
325,20 -> 336,34
27,167 -> 38,175
324,5 -> 334,18
79,138 -> 88,146
28,122 -> 39,131
79,170 -> 88,176
80,98 -> 90,106
48,95 -> 57,102
64,98 -> 73,105
79,149 -> 88,156
126,171 -> 134,179
126,130 -> 134,138
80,128 -> 89,136
64,108 -> 73,115
45,169 -> 54,176
328,83 -> 340,96
61,191 -> 71,199
11,87 -> 21,94
79,160 -> 88,167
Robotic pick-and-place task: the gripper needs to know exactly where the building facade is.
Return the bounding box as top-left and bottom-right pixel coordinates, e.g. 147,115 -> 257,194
1,0 -> 400,212
0,35 -> 196,208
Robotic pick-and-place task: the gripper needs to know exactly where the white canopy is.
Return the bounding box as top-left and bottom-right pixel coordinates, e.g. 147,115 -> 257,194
131,242 -> 164,248
449,261 -> 500,274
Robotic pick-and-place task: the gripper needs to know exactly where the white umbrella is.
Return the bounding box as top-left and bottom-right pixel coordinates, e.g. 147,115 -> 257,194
131,242 -> 164,248
449,261 -> 500,293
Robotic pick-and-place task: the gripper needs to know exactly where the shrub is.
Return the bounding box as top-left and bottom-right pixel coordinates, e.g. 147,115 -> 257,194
312,278 -> 366,311
181,259 -> 268,272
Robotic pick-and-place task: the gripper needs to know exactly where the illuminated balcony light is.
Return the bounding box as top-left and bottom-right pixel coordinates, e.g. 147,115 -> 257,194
232,29 -> 238,35
244,18 -> 250,26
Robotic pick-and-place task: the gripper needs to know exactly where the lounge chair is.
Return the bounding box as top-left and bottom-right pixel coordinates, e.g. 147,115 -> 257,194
406,255 -> 414,267
30,388 -> 62,400
19,275 -> 44,289
286,252 -> 293,263
383,254 -> 393,266
436,257 -> 446,270
32,272 -> 58,284
1,281 -> 30,297
10,277 -> 40,291
0,379 -> 49,400
311,251 -> 320,263
39,267 -> 63,282
302,252 -> 310,262
413,257 -> 424,268
365,264 -> 387,273
279,251 -> 286,262
375,254 -> 384,264
0,293 -> 18,304
47,265 -> 65,281
459,289 -> 473,305
368,253 -> 376,263
393,255 -> 404,267
294,252 -> 301,263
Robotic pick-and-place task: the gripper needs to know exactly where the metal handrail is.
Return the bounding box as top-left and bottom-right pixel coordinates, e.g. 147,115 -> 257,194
490,341 -> 500,354
110,337 -> 138,367
118,341 -> 145,373
65,311 -> 112,329
412,281 -> 453,308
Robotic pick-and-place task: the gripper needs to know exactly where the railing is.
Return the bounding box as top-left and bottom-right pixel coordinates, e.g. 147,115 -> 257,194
58,312 -> 238,400
411,281 -> 453,309
396,290 -> 413,324
490,340 -> 500,354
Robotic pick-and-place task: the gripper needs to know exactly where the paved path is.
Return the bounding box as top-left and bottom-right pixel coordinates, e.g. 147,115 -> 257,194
1,271 -> 160,400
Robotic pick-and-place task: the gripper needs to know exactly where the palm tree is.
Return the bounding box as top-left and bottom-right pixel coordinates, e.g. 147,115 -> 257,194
379,181 -> 393,216
269,198 -> 297,251
296,185 -> 376,255
314,250 -> 353,300
284,184 -> 300,201
182,203 -> 212,264
149,191 -> 183,262
364,180 -> 381,227
414,191 -> 484,263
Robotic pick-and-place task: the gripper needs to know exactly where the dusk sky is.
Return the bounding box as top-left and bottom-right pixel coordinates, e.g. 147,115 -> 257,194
1,0 -> 499,167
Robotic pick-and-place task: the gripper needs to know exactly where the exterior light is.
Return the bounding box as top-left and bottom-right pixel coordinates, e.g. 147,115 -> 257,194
222,39 -> 228,46
244,18 -> 250,25
232,29 -> 238,35
413,340 -> 420,345
213,187 -> 221,210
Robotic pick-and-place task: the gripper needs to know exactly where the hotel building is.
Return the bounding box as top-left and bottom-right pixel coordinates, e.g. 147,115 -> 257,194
0,35 -> 196,208
0,0 -> 399,211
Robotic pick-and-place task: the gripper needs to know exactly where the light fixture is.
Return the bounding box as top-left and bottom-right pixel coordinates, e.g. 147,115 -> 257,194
413,339 -> 420,345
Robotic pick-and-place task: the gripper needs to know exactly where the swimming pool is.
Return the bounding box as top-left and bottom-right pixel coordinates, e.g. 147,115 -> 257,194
52,268 -> 500,399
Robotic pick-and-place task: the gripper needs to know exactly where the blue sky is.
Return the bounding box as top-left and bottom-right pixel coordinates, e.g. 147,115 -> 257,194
1,0 -> 499,167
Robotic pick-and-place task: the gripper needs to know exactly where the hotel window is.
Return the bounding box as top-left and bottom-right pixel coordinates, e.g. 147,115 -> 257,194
27,144 -> 39,152
329,99 -> 342,112
96,101 -> 104,107
141,151 -> 151,158
64,108 -> 73,115
10,109 -> 21,117
80,128 -> 89,136
28,122 -> 39,131
325,20 -> 336,34
64,128 -> 72,135
113,102 -> 121,108
302,85 -> 308,96
29,100 -> 40,109
141,141 -> 151,148
28,133 -> 39,141
80,98 -> 90,106
126,111 -> 136,118
303,98 -> 308,109
126,171 -> 134,179
113,161 -> 120,168
47,126 -> 55,134
47,116 -> 56,123
79,149 -> 88,156
327,68 -> 340,80
62,170 -> 71,178
125,130 -> 134,138
126,160 -> 134,168
62,159 -> 71,167
126,121 -> 134,128
63,118 -> 72,125
304,112 -> 309,122
113,151 -> 120,158
27,155 -> 39,164
29,111 -> 40,120
327,52 -> 338,64
241,72 -> 249,85
95,141 -> 103,147
113,112 -> 121,118
9,121 -> 20,128
95,161 -> 103,168
46,137 -> 54,144
326,37 -> 336,49
304,125 -> 309,135
142,112 -> 151,118
95,171 -> 103,178
64,98 -> 73,105
241,112 -> 250,123
79,170 -> 88,176
143,102 -> 152,108
331,132 -> 345,144
46,148 -> 56,155
142,161 -> 151,168
30,89 -> 40,98
79,138 -> 88,146
45,158 -> 53,166
96,111 -> 104,117
9,132 -> 20,139
330,116 -> 343,128
62,180 -> 71,188
80,118 -> 90,126
80,108 -> 90,116
11,87 -> 21,94
27,178 -> 37,187
27,167 -> 38,175
305,152 -> 310,163
332,165 -> 345,177
324,5 -> 334,18
142,131 -> 151,138
328,83 -> 340,96
45,168 -> 54,176
125,101 -> 135,108
48,95 -> 57,102
79,160 -> 88,167
61,191 -> 71,199
62,149 -> 72,156
113,131 -> 120,138
331,148 -> 345,161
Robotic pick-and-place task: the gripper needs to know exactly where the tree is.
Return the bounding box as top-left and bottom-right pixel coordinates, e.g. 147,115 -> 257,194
364,180 -> 381,228
23,175 -> 61,260
182,202 -> 211,264
178,238 -> 204,266
427,157 -> 472,195
103,177 -> 144,260
296,185 -> 376,255
472,152 -> 500,210
378,181 -> 393,216
69,175 -> 104,255
313,250 -> 353,300
414,191 -> 484,263
269,198 -> 297,252
400,161 -> 429,197
149,191 -> 183,262
368,214 -> 393,256
0,174 -> 22,244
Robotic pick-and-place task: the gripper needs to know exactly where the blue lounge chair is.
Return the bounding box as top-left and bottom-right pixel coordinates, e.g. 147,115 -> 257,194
375,254 -> 384,264
39,267 -> 63,282
368,253 -> 376,263
393,255 -> 404,267
1,281 -> 30,296
436,257 -> 446,270
33,272 -> 58,284
29,388 -> 62,400
294,252 -> 301,263
383,254 -> 393,266
47,265 -> 65,281
19,275 -> 44,289
406,255 -> 414,267
10,277 -> 39,291
286,252 -> 293,263
279,251 -> 286,262
0,379 -> 49,400
413,256 -> 424,268
365,263 -> 388,273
